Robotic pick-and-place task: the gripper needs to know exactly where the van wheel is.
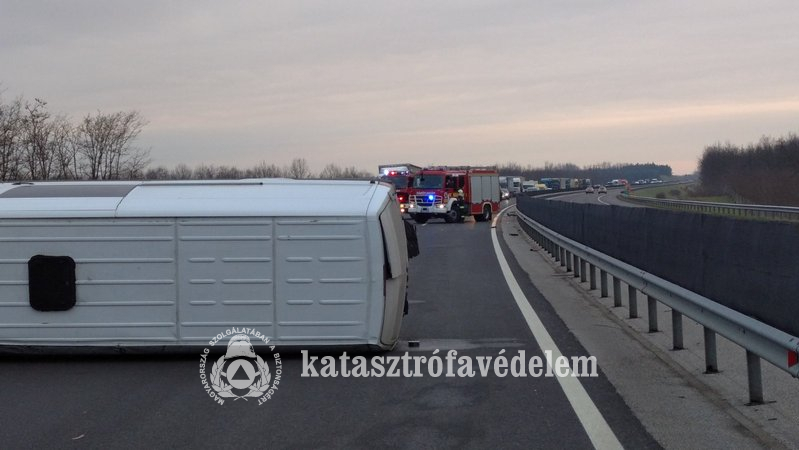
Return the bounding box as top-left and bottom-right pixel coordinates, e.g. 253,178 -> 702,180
414,215 -> 429,224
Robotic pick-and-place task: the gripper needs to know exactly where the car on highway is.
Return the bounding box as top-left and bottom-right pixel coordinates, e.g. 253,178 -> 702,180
585,186 -> 594,194
598,186 -> 607,194
501,188 -> 510,199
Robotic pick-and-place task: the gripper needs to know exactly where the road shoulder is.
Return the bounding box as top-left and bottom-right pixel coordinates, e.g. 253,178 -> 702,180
498,209 -> 786,449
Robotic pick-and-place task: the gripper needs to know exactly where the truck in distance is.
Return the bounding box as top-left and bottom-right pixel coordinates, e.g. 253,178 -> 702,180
378,163 -> 422,214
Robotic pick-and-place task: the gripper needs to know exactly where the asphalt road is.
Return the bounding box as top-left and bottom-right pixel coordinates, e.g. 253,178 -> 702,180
0,210 -> 658,449
544,187 -> 641,207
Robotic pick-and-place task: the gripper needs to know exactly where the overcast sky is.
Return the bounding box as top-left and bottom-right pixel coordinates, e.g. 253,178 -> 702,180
2,1 -> 798,175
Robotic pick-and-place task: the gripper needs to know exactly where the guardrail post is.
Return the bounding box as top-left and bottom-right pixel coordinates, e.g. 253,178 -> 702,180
600,270 -> 608,298
704,327 -> 718,373
589,264 -> 597,290
647,295 -> 658,332
746,351 -> 764,404
560,248 -> 566,267
628,285 -> 638,318
672,310 -> 684,350
579,259 -> 587,282
553,244 -> 560,262
565,251 -> 572,272
573,255 -> 580,278
613,277 -> 622,307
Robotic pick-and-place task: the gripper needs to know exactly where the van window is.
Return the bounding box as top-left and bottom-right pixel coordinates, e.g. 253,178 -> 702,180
28,255 -> 77,311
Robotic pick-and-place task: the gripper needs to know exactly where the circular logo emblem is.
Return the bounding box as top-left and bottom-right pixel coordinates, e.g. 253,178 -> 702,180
199,328 -> 282,405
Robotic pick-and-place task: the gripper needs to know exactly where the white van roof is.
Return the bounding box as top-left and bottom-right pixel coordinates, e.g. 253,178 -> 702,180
0,179 -> 391,218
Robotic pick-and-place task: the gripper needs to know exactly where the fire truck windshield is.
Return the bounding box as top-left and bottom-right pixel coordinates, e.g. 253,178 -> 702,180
382,176 -> 409,190
413,175 -> 444,189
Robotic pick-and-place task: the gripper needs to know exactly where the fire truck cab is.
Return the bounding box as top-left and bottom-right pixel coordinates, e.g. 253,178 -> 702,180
407,167 -> 500,224
378,164 -> 421,214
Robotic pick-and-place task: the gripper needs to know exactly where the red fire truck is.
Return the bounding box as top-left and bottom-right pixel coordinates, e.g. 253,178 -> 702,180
406,166 -> 501,224
378,164 -> 421,214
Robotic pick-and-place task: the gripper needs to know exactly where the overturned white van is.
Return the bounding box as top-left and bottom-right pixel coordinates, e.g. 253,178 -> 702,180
0,179 -> 413,350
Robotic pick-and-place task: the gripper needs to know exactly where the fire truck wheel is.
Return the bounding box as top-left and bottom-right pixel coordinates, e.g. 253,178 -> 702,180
414,215 -> 429,224
444,209 -> 459,223
475,204 -> 492,222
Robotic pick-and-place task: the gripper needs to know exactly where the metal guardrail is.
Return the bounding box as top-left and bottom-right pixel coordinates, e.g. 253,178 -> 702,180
622,194 -> 799,222
514,207 -> 799,403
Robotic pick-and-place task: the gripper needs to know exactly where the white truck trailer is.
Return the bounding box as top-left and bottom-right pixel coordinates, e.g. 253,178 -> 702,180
0,179 -> 413,350
508,176 -> 525,196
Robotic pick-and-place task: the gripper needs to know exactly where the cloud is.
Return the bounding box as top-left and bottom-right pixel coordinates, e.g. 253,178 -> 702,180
2,1 -> 799,175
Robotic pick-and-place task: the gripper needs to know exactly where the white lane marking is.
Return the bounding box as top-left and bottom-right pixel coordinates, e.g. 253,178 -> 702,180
597,195 -> 610,206
491,210 -> 622,450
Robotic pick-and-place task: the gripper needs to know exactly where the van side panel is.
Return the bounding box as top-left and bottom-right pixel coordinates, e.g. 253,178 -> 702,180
274,217 -> 370,343
0,180 -> 409,349
0,219 -> 177,344
176,219 -> 275,342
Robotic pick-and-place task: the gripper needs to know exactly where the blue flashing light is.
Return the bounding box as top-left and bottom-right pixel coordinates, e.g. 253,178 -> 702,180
427,194 -> 435,201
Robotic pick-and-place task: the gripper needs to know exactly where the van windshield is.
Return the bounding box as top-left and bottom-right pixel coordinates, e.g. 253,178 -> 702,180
413,175 -> 444,189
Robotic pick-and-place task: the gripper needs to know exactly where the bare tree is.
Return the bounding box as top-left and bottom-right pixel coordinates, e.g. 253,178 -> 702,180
287,157 -> 311,179
145,165 -> 170,180
19,98 -> 54,180
248,161 -> 284,178
50,115 -> 78,180
171,163 -> 193,180
121,148 -> 150,180
0,96 -> 22,181
319,163 -> 343,179
193,164 -> 216,180
215,165 -> 243,179
74,110 -> 149,180
698,134 -> 799,205
341,166 -> 371,179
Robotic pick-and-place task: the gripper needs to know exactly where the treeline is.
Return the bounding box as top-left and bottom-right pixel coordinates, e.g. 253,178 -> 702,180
0,90 -> 374,181
0,94 -> 149,181
497,161 -> 672,184
143,160 -> 372,180
699,134 -> 799,206
2,88 -> 678,185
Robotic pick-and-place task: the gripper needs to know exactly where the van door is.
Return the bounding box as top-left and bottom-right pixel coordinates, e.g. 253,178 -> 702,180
275,217 -> 370,344
177,219 -> 275,342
